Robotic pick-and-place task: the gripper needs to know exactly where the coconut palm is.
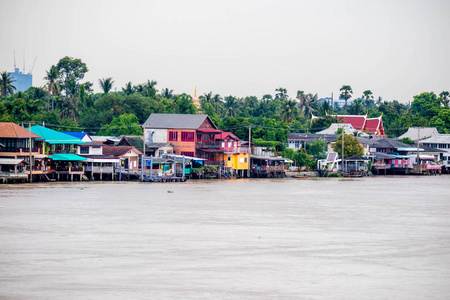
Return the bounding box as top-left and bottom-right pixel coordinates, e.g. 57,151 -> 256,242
440,91 -> 449,107
44,65 -> 60,96
122,82 -> 135,95
160,88 -> 174,99
98,77 -> 114,94
224,96 -> 239,117
281,99 -> 297,125
0,71 -> 16,100
297,92 -> 317,117
339,85 -> 353,107
347,99 -> 365,115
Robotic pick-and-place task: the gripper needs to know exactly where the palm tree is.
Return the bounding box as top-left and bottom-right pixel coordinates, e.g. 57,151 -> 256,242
275,87 -> 288,101
281,99 -> 297,125
224,96 -> 239,117
212,94 -> 223,115
339,85 -> 353,107
0,71 -> 16,100
160,88 -> 174,99
99,77 -> 114,94
297,92 -> 317,117
362,90 -> 373,108
440,91 -> 449,107
122,82 -> 135,95
347,99 -> 365,115
44,65 -> 60,96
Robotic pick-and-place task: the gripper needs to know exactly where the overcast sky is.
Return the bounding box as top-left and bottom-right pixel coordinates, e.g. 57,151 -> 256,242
1,0 -> 449,102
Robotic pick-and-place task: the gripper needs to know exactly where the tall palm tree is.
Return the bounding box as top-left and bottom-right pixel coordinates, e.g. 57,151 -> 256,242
297,92 -> 317,117
275,87 -> 288,101
339,85 -> 353,107
440,91 -> 449,107
122,82 -> 135,95
44,65 -> 60,96
99,77 -> 114,94
224,96 -> 238,117
347,99 -> 365,115
362,90 -> 373,108
0,71 -> 16,100
212,94 -> 223,115
160,88 -> 174,99
281,99 -> 297,125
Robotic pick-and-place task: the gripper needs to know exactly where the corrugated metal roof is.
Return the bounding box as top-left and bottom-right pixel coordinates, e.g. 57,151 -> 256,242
398,127 -> 439,141
31,125 -> 85,144
0,158 -> 28,165
143,113 -> 215,129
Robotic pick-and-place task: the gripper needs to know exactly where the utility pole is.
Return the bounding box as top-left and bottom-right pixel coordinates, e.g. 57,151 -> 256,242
416,127 -> 421,172
29,122 -> 32,183
341,131 -> 345,173
248,125 -> 252,177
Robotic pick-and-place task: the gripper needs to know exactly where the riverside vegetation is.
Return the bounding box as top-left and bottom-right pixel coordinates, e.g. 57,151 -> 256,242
1,56 -> 450,169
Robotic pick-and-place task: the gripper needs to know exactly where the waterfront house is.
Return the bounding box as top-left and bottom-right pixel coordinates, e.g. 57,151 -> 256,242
421,134 -> 450,173
144,142 -> 175,158
143,113 -> 224,165
116,135 -> 144,153
31,125 -> 87,180
102,146 -> 142,172
0,122 -> 45,180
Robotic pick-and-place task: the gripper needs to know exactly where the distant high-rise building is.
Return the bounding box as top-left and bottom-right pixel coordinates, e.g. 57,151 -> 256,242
8,68 -> 32,92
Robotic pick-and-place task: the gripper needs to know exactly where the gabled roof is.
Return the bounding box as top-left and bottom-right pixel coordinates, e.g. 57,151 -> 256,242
399,127 -> 439,141
116,135 -> 144,152
289,133 -> 339,144
0,122 -> 40,139
143,113 -> 217,129
31,125 -> 85,144
220,132 -> 241,141
62,131 -> 91,140
102,146 -> 143,157
322,114 -> 385,135
369,138 -> 409,149
420,134 -> 450,144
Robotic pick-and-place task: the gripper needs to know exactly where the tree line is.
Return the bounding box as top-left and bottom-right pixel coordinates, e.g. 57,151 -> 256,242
1,56 -> 450,143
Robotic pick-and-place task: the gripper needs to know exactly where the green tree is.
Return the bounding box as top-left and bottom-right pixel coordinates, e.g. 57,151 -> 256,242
411,92 -> 441,120
0,71 -> 16,100
98,113 -> 143,136
160,88 -> 174,99
281,99 -> 297,125
122,82 -> 135,95
331,133 -> 364,158
275,87 -> 288,101
306,138 -> 327,159
224,96 -> 239,117
398,137 -> 415,145
56,56 -> 88,96
44,65 -> 61,97
297,92 -> 317,117
98,77 -> 114,94
340,85 -> 353,107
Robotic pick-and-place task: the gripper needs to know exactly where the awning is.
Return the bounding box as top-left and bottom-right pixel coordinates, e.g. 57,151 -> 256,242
49,153 -> 88,161
0,158 -> 29,165
45,140 -> 86,144
250,155 -> 286,161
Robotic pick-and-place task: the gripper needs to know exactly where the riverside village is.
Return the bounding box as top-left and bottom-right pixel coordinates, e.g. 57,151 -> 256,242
0,110 -> 448,184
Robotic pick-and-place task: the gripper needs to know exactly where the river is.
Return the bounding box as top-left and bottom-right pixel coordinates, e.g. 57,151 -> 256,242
1,176 -> 450,299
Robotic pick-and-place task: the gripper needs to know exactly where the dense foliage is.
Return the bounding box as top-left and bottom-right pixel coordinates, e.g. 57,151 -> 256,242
1,56 -> 450,167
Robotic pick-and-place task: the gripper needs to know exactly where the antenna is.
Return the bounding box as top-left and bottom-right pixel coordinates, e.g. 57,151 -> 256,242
14,50 -> 16,69
30,57 -> 37,74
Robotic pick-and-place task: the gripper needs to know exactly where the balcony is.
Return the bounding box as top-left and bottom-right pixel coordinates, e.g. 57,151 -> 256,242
196,141 -> 222,149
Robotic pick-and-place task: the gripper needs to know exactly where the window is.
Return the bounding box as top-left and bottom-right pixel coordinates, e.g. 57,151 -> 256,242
80,147 -> 89,154
181,151 -> 194,157
158,150 -> 164,156
181,132 -> 195,141
169,131 -> 178,141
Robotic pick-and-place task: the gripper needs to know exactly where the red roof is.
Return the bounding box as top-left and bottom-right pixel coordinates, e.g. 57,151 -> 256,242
334,114 -> 385,135
220,132 -> 241,141
337,116 -> 366,131
0,122 -> 40,138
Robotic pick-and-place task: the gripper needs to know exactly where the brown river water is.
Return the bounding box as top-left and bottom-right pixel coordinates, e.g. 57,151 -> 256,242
1,176 -> 450,299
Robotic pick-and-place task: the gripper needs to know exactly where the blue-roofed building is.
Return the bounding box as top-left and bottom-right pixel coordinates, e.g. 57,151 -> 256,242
62,131 -> 92,142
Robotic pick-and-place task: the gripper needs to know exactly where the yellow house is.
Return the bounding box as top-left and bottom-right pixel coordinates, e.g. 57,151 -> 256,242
225,152 -> 249,170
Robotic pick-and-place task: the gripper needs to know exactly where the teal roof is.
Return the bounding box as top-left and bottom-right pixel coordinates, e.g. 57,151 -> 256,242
31,125 -> 85,144
49,153 -> 87,161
